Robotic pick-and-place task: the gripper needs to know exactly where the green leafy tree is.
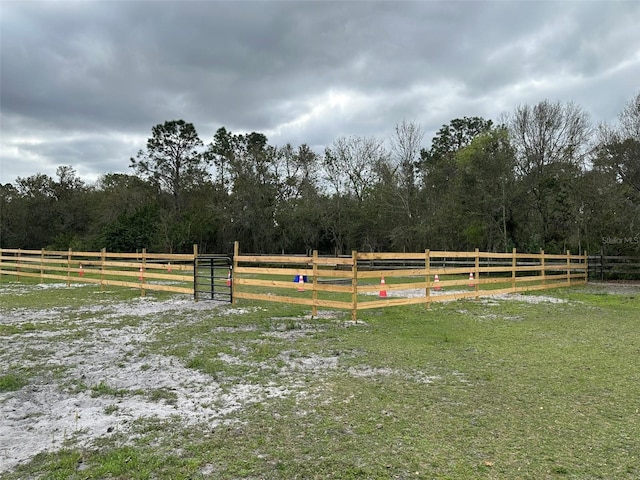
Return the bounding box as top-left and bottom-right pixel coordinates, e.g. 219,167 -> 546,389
0,183 -> 19,247
48,166 -> 94,250
417,117 -> 494,249
130,120 -> 208,213
420,117 -> 494,167
100,205 -> 160,252
207,126 -> 238,193
272,143 -> 322,253
91,173 -> 160,250
209,130 -> 280,252
1,167 -> 94,249
12,173 -> 59,248
454,128 -> 516,251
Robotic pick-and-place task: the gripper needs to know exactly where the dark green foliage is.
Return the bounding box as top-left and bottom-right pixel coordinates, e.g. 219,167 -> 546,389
100,205 -> 160,252
130,120 -> 208,214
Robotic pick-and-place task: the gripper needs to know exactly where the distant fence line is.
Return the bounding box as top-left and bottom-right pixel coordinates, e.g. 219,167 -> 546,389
0,247 -> 197,296
232,243 -> 588,320
1,244 -> 589,319
588,255 -> 640,281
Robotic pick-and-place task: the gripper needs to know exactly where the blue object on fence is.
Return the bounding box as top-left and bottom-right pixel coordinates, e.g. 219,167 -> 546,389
293,275 -> 308,282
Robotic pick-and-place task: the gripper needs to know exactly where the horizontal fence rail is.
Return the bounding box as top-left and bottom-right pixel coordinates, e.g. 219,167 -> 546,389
2,244 -> 589,318
231,244 -> 588,320
588,255 -> 640,281
0,247 -> 197,296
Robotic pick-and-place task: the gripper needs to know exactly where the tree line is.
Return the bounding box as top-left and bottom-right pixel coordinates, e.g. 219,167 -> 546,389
1,94 -> 639,256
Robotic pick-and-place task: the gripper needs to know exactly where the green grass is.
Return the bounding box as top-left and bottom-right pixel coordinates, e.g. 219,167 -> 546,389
89,381 -> 136,398
148,388 -> 179,405
232,271 -> 577,309
0,278 -> 148,309
1,281 -> 639,479
0,373 -> 27,392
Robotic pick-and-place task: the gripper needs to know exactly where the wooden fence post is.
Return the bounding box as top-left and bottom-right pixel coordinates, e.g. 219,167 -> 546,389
67,248 -> 72,287
232,241 -> 239,305
425,249 -> 431,309
140,248 -> 146,297
474,248 -> 480,300
567,250 -> 571,286
584,251 -> 588,283
312,250 -> 319,318
192,244 -> 199,301
100,248 -> 106,291
511,248 -> 517,293
40,249 -> 44,284
540,249 -> 545,287
351,250 -> 358,322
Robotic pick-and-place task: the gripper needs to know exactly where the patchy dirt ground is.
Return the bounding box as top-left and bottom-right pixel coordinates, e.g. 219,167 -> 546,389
0,286 -> 313,472
371,280 -> 640,302
369,287 -> 570,303
1,281 -> 637,473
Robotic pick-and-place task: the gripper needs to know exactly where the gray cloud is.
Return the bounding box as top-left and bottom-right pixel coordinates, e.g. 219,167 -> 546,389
1,0 -> 639,184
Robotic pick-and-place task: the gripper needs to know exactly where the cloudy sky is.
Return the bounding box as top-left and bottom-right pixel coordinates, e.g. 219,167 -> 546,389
1,0 -> 639,185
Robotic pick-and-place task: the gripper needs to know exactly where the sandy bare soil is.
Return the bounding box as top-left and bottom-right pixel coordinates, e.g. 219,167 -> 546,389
0,287 -> 307,472
369,287 -> 569,303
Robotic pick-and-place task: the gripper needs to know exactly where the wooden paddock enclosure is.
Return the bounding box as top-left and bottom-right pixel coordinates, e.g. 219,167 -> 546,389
1,243 -> 587,319
232,243 -> 588,320
0,247 -> 197,296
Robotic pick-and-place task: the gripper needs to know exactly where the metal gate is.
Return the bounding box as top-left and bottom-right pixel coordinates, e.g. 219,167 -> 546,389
194,255 -> 233,302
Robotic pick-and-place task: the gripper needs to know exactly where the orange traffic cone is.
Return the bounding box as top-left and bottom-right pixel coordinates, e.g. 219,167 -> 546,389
468,272 -> 474,287
226,269 -> 232,287
79,264 -> 84,277
297,274 -> 305,292
434,274 -> 441,291
138,267 -> 144,281
167,262 -> 172,273
379,275 -> 387,298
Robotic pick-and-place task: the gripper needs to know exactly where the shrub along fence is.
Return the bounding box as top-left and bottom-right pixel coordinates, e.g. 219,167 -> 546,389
0,247 -> 197,296
232,243 -> 588,320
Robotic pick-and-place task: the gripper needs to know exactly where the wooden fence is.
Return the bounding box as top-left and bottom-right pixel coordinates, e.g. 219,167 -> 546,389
1,244 -> 588,318
0,247 -> 197,296
232,243 -> 588,320
588,255 -> 640,281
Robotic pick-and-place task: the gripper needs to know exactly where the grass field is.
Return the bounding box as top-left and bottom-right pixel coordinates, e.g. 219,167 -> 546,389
1,279 -> 639,479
